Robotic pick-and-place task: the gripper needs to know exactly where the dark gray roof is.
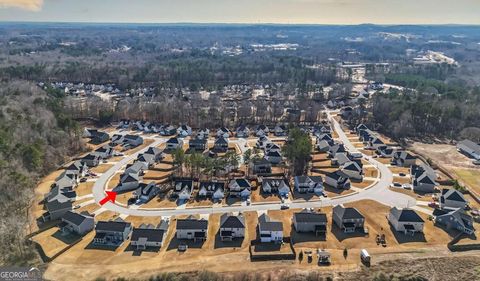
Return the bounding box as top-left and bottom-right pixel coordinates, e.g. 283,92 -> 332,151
390,207 -> 424,223
333,205 -> 365,220
458,139 -> 480,152
131,228 -> 165,243
62,211 -> 92,226
441,189 -> 467,202
96,220 -> 132,232
258,214 -> 283,231
234,178 -> 251,188
220,213 -> 245,228
294,210 -> 327,223
176,219 -> 208,230
46,200 -> 72,212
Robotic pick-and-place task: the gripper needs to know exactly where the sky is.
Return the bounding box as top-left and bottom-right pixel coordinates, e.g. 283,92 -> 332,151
0,0 -> 480,25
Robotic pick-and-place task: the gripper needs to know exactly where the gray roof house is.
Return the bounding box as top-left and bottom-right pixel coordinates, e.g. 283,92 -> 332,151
131,221 -> 169,250
258,214 -> 283,243
144,147 -> 164,162
388,207 -> 424,235
392,151 -> 416,167
173,180 -> 194,201
236,125 -> 250,138
261,178 -> 290,197
251,158 -> 272,174
325,171 -> 351,189
340,161 -> 363,181
93,218 -> 132,246
265,150 -> 283,164
123,134 -> 144,147
189,137 -> 207,152
166,137 -> 183,151
198,181 -> 225,201
294,176 -> 323,194
134,182 -> 160,204
65,160 -> 88,177
411,164 -> 437,193
440,189 -> 468,210
293,209 -> 327,236
228,178 -> 252,198
220,213 -> 246,241
176,217 -> 208,242
43,200 -> 73,222
433,208 -> 475,235
274,125 -> 287,136
213,136 -> 229,153
60,211 -> 94,235
457,139 -> 480,160
81,153 -> 101,167
332,205 -> 365,233
113,173 -> 141,193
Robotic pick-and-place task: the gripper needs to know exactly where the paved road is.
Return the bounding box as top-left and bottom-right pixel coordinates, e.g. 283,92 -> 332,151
91,119 -> 419,217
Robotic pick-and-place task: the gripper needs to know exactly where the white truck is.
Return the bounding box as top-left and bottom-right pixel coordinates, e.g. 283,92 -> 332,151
360,249 -> 371,265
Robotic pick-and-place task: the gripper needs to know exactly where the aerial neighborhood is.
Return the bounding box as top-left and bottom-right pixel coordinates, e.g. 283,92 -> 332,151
30,109 -> 479,275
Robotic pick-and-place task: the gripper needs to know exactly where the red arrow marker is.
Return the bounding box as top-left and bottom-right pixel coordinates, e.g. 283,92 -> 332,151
99,191 -> 117,205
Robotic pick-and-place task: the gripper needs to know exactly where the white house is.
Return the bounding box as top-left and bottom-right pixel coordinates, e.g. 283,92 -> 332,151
166,137 -> 183,151
294,176 -> 323,194
219,213 -> 246,241
228,178 -> 252,198
60,211 -> 94,235
258,214 -> 283,243
176,217 -> 208,242
388,207 -> 424,235
439,189 -> 468,210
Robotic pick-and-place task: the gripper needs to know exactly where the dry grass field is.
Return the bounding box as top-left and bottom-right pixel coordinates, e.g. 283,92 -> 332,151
90,164 -> 114,174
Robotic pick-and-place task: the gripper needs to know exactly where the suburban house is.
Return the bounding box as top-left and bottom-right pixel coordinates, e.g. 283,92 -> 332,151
133,182 -> 160,204
189,137 -> 207,152
213,136 -> 229,153
65,160 -> 88,178
93,145 -> 114,159
177,125 -> 192,137
111,134 -> 125,145
236,125 -> 250,138
265,150 -> 283,164
256,136 -> 270,149
197,128 -> 210,139
328,143 -> 346,159
367,136 -> 386,150
198,181 -> 225,201
439,189 -> 468,209
258,214 -> 283,243
216,127 -> 231,138
331,152 -> 351,166
54,172 -> 78,189
457,139 -> 480,160
173,179 -> 194,201
274,125 -> 287,136
144,147 -> 164,162
255,125 -> 269,137
166,137 -> 183,151
137,154 -> 155,168
411,164 -> 437,193
81,153 -> 101,167
261,178 -> 290,197
123,134 -> 144,147
93,218 -> 133,246
176,217 -> 208,242
325,171 -> 351,189
265,143 -> 281,153
313,125 -> 331,136
292,209 -> 328,236
114,173 -> 141,193
159,124 -> 177,136
86,130 -> 110,144
392,151 -> 417,167
317,139 -> 334,152
316,132 -> 333,142
125,161 -> 146,177
45,186 -> 76,205
219,213 -> 246,241
377,146 -> 395,158
251,158 -> 272,174
332,205 -> 365,233
294,175 -> 323,194
60,211 -> 94,235
228,178 -> 252,198
43,200 -> 73,221
433,208 -> 475,235
340,161 -> 363,180
388,207 -> 425,235
131,221 -> 169,250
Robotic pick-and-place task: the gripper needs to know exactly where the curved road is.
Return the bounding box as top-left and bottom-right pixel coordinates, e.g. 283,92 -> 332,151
92,116 -> 419,217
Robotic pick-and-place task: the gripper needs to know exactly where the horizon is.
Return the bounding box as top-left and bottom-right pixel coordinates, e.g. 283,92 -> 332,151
1,0 -> 480,25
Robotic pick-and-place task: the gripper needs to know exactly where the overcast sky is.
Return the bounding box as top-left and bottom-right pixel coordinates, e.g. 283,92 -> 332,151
0,0 -> 479,24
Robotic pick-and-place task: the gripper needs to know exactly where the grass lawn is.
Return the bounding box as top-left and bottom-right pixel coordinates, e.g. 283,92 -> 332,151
453,168 -> 480,196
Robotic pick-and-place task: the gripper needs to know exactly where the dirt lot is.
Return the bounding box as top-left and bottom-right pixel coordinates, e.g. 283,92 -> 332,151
75,182 -> 94,196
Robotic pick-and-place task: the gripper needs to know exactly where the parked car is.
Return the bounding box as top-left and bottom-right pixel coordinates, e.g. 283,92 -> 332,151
428,202 -> 439,208
80,178 -> 87,183
390,183 -> 401,188
402,184 -> 412,189
281,204 -> 290,210
73,205 -> 80,210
